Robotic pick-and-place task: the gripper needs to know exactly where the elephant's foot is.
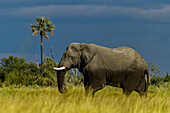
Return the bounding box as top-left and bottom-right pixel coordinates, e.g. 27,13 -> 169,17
92,85 -> 105,97
123,89 -> 132,96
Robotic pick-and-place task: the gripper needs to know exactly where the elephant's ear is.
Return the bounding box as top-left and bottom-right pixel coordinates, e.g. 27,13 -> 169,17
80,44 -> 96,66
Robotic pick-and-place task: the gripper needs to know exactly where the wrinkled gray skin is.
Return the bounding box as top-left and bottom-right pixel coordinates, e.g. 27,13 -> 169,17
57,43 -> 149,96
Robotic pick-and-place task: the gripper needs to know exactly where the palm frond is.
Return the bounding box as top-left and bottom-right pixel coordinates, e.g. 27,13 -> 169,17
31,28 -> 36,32
45,18 -> 50,23
44,33 -> 49,40
32,31 -> 38,36
36,17 -> 40,22
41,17 -> 45,23
50,31 -> 53,36
50,25 -> 55,30
30,24 -> 36,28
47,21 -> 52,25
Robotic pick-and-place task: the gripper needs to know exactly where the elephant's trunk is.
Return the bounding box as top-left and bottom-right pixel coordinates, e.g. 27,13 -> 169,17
57,70 -> 67,93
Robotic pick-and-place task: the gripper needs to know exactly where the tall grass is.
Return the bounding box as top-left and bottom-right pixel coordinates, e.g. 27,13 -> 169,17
0,84 -> 169,113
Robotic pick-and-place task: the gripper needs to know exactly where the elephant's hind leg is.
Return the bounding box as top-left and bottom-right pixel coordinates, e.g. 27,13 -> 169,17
135,90 -> 146,97
135,79 -> 147,97
123,88 -> 133,96
122,72 -> 141,96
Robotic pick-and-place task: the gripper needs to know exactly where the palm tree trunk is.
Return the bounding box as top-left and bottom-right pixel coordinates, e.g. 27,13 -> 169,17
41,34 -> 43,64
40,31 -> 43,77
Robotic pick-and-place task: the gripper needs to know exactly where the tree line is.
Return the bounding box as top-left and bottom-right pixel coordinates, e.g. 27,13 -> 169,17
0,55 -> 168,87
0,55 -> 84,87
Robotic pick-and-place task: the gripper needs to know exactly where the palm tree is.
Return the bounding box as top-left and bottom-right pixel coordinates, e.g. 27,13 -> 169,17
30,17 -> 55,75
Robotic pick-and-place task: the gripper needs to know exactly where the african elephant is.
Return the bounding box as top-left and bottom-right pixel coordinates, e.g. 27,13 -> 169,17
54,43 -> 149,96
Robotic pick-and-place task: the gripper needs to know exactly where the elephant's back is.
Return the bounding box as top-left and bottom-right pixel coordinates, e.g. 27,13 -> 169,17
97,46 -> 147,71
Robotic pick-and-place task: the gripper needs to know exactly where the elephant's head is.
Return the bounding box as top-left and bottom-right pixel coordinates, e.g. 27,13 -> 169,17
54,43 -> 96,93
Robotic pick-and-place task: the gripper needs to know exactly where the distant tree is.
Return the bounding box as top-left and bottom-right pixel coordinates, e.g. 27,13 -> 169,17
149,62 -> 170,86
149,62 -> 161,77
0,55 -> 33,86
30,17 -> 55,76
149,62 -> 162,86
164,72 -> 170,82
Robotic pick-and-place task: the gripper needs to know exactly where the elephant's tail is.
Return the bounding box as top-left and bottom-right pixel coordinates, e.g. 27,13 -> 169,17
145,69 -> 150,92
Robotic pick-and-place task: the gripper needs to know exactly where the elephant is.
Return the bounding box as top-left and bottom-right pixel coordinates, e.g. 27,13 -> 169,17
54,43 -> 149,97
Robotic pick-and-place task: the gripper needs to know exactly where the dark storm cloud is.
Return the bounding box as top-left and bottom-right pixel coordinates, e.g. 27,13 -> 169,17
1,4 -> 170,23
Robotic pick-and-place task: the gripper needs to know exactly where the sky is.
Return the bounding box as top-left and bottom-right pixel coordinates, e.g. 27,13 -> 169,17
0,0 -> 170,74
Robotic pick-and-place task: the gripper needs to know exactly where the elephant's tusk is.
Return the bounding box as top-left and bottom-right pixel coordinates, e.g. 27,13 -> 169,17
53,66 -> 66,70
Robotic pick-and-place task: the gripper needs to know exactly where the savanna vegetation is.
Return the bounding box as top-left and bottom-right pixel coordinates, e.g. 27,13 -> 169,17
0,16 -> 169,113
0,82 -> 169,113
0,55 -> 169,113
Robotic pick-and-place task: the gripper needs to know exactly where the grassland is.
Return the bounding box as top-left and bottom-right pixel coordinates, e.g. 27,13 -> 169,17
0,84 -> 169,113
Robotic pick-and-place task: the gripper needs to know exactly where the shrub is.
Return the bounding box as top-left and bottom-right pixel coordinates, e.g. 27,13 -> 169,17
163,73 -> 170,82
0,55 -> 58,87
149,62 -> 170,86
64,69 -> 84,86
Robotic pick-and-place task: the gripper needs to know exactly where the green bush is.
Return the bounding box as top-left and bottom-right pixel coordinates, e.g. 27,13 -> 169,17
164,73 -> 170,82
64,70 -> 84,86
149,63 -> 170,86
0,55 -> 58,87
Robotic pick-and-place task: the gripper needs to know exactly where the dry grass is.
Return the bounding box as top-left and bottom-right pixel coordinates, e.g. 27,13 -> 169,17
0,84 -> 169,113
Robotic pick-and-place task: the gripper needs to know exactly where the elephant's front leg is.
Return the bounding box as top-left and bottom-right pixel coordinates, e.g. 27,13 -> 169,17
92,85 -> 105,97
84,74 -> 90,96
